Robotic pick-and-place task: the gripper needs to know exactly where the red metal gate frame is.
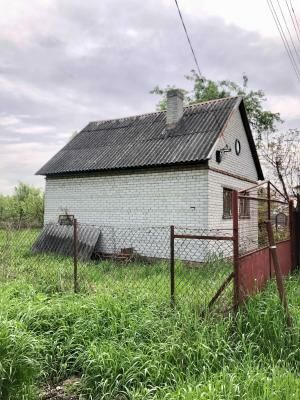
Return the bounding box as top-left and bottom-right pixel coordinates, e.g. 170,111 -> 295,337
232,182 -> 294,305
170,181 -> 295,310
170,226 -> 234,308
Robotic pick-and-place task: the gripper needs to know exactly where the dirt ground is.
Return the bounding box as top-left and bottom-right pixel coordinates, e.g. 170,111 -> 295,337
39,377 -> 80,400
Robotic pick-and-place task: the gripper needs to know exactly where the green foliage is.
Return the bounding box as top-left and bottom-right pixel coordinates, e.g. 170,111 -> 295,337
150,71 -> 282,139
0,182 -> 44,227
0,230 -> 300,398
0,229 -> 232,305
0,320 -> 40,399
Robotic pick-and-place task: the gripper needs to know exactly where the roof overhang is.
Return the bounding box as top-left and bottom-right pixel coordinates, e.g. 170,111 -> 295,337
238,99 -> 264,180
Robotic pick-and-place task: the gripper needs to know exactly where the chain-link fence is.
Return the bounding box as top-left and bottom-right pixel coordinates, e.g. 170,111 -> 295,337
0,223 -> 76,293
0,181 -> 296,313
0,221 -> 234,312
236,182 -> 293,301
171,226 -> 234,312
238,183 -> 290,256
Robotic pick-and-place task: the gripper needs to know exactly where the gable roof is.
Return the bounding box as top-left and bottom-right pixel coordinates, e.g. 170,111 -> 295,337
36,96 -> 264,179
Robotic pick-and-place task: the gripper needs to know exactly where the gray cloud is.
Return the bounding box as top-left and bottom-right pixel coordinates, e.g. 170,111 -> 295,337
0,0 -> 299,193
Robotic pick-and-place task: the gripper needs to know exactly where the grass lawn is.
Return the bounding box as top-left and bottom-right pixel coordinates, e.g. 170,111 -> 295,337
0,229 -> 300,399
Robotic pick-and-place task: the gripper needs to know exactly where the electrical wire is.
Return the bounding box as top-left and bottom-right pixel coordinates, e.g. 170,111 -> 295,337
276,0 -> 300,63
290,0 -> 300,39
268,0 -> 300,74
267,0 -> 300,82
285,0 -> 300,44
173,0 -> 202,77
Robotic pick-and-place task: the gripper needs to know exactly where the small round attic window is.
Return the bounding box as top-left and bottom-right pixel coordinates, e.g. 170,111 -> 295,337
235,139 -> 241,156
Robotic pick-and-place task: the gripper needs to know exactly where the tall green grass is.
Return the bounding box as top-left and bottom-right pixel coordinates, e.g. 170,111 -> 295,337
0,228 -> 233,309
0,229 -> 299,399
0,275 -> 300,399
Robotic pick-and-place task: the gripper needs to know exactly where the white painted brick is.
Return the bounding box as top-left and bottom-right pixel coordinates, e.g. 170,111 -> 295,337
209,109 -> 258,181
44,167 -> 209,229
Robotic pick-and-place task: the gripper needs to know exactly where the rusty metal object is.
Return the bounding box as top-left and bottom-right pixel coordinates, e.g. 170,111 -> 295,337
173,234 -> 233,241
207,271 -> 234,311
265,220 -> 292,327
73,218 -> 78,293
289,199 -> 296,270
170,225 -> 175,308
232,190 -> 240,310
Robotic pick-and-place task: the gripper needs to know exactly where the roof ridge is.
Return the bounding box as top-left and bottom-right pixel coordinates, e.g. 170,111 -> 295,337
90,96 -> 241,126
184,95 -> 240,109
91,110 -> 164,126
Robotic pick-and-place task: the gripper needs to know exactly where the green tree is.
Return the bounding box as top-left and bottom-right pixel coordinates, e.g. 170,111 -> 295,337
0,182 -> 44,227
150,71 -> 282,141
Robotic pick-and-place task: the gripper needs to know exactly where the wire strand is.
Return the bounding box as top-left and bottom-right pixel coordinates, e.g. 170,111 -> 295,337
276,0 -> 300,63
290,0 -> 300,38
285,0 -> 300,45
174,0 -> 202,77
267,0 -> 300,82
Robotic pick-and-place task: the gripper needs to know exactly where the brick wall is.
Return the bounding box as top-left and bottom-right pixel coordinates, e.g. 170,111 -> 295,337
207,170 -> 258,255
44,166 -> 208,227
44,166 -> 210,259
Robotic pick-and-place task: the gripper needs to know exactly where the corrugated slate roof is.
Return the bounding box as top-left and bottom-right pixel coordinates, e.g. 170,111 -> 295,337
32,223 -> 101,261
37,96 -> 261,177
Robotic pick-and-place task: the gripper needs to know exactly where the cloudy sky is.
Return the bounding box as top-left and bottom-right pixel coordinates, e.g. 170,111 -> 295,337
1,0 -> 300,194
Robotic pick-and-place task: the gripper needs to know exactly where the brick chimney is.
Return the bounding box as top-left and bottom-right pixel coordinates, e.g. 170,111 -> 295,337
166,89 -> 184,129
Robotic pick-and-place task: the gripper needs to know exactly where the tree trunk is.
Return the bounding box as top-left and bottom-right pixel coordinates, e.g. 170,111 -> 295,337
275,160 -> 289,200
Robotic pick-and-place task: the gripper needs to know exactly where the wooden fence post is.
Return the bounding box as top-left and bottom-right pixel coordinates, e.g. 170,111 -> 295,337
73,218 -> 79,293
232,191 -> 240,310
170,225 -> 175,308
265,220 -> 292,327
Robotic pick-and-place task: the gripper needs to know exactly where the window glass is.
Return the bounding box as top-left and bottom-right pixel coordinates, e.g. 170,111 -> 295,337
240,192 -> 250,218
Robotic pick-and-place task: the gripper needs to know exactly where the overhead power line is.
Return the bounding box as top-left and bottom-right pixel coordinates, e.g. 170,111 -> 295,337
173,0 -> 202,77
266,0 -> 300,83
276,0 -> 300,63
289,0 -> 300,39
285,0 -> 300,45
267,0 -> 299,73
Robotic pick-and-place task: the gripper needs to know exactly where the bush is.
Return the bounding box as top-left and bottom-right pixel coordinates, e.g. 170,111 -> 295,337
0,182 -> 44,228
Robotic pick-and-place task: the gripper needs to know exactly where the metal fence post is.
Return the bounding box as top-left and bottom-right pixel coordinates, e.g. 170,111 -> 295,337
289,199 -> 296,270
267,181 -> 272,278
73,218 -> 79,293
170,225 -> 175,308
232,191 -> 240,310
265,220 -> 292,327
295,207 -> 300,268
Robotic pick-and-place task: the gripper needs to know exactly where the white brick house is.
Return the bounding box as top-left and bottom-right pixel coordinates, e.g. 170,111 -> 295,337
37,91 -> 264,260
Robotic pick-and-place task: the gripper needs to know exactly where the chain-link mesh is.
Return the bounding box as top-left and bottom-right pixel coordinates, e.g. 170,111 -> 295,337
0,222 -> 235,312
238,185 -> 290,256
0,224 -> 75,292
172,227 -> 233,311
0,180 -> 293,313
78,224 -> 171,303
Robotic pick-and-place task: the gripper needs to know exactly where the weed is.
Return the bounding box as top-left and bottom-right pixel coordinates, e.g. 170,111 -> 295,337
0,230 -> 299,398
